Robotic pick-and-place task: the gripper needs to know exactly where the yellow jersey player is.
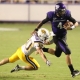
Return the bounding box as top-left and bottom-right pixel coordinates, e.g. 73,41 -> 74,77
0,28 -> 51,73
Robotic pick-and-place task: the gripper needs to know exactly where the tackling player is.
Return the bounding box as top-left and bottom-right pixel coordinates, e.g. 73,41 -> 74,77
0,28 -> 51,73
32,2 -> 80,77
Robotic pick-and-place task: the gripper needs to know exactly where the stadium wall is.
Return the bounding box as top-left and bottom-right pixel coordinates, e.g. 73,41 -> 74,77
0,4 -> 80,22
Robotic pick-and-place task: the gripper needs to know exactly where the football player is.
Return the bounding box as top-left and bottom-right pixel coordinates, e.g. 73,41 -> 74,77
0,28 -> 51,73
32,2 -> 80,77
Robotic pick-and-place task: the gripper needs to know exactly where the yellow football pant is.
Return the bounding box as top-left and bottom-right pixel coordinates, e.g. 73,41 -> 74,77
9,47 -> 40,68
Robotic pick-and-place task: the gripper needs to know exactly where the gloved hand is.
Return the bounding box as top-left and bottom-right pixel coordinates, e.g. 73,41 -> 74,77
46,60 -> 51,66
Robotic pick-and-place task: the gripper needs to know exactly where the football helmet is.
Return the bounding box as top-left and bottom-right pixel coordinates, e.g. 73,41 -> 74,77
37,28 -> 50,41
55,3 -> 66,17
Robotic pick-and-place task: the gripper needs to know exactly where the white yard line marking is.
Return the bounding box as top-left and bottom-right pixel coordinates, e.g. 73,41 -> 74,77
0,28 -> 19,31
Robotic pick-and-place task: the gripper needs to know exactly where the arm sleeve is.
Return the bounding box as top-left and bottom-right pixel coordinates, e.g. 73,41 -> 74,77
34,16 -> 49,30
66,10 -> 76,24
34,11 -> 53,31
67,16 -> 76,24
41,11 -> 53,24
42,11 -> 54,24
41,17 -> 50,24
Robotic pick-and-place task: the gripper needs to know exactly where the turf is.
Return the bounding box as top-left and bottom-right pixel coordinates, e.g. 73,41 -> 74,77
0,23 -> 80,80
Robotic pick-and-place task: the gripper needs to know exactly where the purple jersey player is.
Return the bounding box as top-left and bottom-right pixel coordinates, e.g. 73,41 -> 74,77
32,3 -> 80,77
47,10 -> 72,36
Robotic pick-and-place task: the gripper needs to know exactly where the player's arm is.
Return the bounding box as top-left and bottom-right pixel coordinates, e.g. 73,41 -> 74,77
68,16 -> 78,30
36,47 -> 47,62
64,15 -> 79,30
32,16 -> 49,35
36,47 -> 51,66
35,17 -> 49,31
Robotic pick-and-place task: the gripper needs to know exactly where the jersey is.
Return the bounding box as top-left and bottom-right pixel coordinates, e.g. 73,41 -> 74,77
21,34 -> 43,56
47,10 -> 72,37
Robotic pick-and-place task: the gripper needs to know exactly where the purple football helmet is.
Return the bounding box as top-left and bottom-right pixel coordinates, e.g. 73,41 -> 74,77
55,3 -> 66,17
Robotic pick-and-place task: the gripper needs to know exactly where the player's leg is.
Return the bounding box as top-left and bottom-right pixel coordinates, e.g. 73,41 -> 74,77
42,36 -> 64,57
58,39 -> 74,66
11,48 -> 40,73
0,58 -> 9,66
54,35 -> 72,64
58,38 -> 74,71
0,48 -> 19,66
42,47 -> 55,55
52,36 -> 63,57
24,56 -> 40,70
58,38 -> 80,77
42,47 -> 62,57
11,56 -> 40,73
54,46 -> 62,57
41,36 -> 62,57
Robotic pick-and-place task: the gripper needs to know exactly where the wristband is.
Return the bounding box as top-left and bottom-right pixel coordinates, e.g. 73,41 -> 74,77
71,25 -> 75,29
34,28 -> 38,31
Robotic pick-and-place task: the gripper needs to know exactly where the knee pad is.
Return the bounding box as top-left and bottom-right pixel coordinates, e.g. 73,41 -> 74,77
54,52 -> 62,57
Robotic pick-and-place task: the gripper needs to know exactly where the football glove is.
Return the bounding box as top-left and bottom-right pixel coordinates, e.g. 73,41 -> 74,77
46,60 -> 51,66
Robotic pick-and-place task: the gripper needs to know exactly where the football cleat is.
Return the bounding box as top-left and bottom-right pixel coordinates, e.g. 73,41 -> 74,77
11,64 -> 20,73
71,70 -> 80,77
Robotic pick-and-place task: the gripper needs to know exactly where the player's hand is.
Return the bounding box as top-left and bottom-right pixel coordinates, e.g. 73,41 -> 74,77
46,60 -> 51,66
63,23 -> 70,30
63,26 -> 71,30
43,40 -> 50,45
63,21 -> 73,30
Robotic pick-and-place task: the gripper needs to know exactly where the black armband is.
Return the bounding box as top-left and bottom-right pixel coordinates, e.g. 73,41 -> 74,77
34,28 -> 38,31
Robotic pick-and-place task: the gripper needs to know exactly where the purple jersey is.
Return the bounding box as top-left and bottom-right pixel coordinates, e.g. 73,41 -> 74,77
47,10 -> 71,37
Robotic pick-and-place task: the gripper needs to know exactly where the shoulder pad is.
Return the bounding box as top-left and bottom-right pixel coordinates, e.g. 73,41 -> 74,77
47,11 -> 55,20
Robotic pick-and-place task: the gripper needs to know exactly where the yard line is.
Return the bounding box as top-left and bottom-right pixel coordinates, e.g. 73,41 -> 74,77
0,27 -> 19,31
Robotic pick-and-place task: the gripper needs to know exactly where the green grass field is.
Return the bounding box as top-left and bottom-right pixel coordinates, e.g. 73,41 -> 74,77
0,23 -> 80,80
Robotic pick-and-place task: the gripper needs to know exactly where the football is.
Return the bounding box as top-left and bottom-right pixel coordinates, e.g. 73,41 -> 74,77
64,21 -> 73,27
63,21 -> 73,29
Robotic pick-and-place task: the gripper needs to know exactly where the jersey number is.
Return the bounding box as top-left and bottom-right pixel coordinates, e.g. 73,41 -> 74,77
26,40 -> 32,50
57,22 -> 63,29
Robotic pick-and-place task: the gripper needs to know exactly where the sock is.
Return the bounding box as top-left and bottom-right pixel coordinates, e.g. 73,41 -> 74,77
19,66 -> 25,70
68,64 -> 74,73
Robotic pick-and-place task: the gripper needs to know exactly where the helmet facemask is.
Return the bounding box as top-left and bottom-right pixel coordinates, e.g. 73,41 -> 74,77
56,9 -> 66,17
